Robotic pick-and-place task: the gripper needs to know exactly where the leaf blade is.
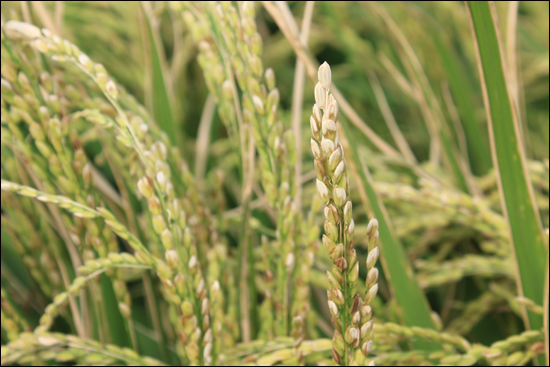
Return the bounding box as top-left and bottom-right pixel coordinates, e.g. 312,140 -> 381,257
467,1 -> 546,337
142,4 -> 178,146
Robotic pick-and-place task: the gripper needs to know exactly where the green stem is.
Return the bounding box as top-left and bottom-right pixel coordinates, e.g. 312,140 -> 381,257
237,197 -> 252,341
341,209 -> 348,366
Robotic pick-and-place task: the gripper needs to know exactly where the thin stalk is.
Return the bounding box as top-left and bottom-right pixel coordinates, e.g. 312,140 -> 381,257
30,1 -> 56,33
126,318 -> 139,352
290,0 -> 315,210
367,70 -> 416,163
20,1 -> 31,23
239,132 -> 256,342
143,272 -> 169,362
54,1 -> 63,35
195,94 -> 217,181
441,81 -> 470,169
89,282 -> 106,345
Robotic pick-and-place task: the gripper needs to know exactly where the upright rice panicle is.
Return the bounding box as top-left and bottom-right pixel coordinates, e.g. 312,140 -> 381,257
177,1 -> 304,343
310,62 -> 379,366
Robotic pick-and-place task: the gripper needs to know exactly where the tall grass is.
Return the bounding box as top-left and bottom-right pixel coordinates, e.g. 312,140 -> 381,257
1,1 -> 548,366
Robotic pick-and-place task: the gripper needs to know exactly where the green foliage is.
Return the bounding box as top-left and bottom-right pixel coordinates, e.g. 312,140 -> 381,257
1,1 -> 548,366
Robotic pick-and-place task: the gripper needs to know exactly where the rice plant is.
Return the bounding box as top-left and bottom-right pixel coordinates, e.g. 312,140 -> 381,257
1,1 -> 548,366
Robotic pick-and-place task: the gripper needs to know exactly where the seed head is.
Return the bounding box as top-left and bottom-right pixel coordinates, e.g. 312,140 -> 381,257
367,218 -> 379,237
312,104 -> 322,124
329,148 -> 342,170
361,320 -> 373,338
265,68 -> 276,90
322,235 -> 336,251
222,79 -> 233,99
316,179 -> 330,204
349,261 -> 359,283
333,186 -> 347,207
310,116 -> 320,140
322,119 -> 337,139
202,298 -> 209,315
331,288 -> 345,305
285,253 -> 295,272
137,177 -> 153,199
321,138 -> 335,157
152,215 -> 167,234
333,161 -> 345,183
165,250 -> 179,269
314,82 -> 327,109
188,255 -> 198,270
328,300 -> 338,317
252,95 -> 265,115
333,331 -> 345,355
348,219 -> 355,237
5,21 -> 41,40
181,300 -> 194,315
352,311 -> 361,327
324,221 -> 339,242
327,99 -> 339,121
156,171 -> 167,191
329,243 -> 344,260
324,205 -> 339,225
311,139 -> 322,159
318,62 -> 332,90
365,284 -> 379,304
366,247 -> 380,269
343,201 -> 352,224
327,271 -> 341,290
105,80 -> 118,100
366,268 -> 379,289
314,159 -> 326,181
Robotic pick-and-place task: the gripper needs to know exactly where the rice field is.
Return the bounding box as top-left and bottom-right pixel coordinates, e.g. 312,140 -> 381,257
0,1 -> 548,366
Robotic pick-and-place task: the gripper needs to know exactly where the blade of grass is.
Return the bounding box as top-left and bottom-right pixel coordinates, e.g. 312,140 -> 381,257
369,2 -> 475,195
467,1 -> 546,348
338,122 -> 439,351
367,2 -> 442,168
99,274 -> 131,347
441,81 -> 470,169
367,70 -> 417,163
432,32 -> 492,175
141,2 -> 178,146
54,1 -> 63,36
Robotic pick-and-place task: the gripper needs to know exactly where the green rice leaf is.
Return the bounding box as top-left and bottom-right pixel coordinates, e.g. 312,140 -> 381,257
467,0 -> 546,340
142,5 -> 178,146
